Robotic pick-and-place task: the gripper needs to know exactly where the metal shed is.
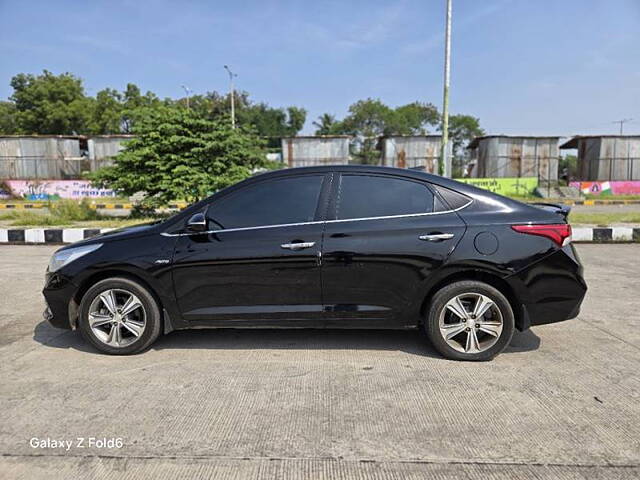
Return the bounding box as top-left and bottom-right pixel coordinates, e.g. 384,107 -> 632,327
467,136 -> 560,181
281,136 -> 351,167
380,135 -> 445,174
0,135 -> 133,179
87,135 -> 133,171
559,135 -> 640,181
0,136 -> 83,179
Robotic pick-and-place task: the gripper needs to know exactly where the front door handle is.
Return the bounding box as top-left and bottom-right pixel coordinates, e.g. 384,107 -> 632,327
419,233 -> 455,242
281,242 -> 316,250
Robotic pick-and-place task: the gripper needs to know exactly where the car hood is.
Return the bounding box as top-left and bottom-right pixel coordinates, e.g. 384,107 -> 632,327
59,221 -> 162,250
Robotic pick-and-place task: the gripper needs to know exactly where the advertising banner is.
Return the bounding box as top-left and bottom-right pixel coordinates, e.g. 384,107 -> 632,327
0,180 -> 116,200
454,177 -> 538,196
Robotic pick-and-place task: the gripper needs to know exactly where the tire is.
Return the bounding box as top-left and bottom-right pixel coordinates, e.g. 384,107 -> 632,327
424,280 -> 514,361
78,277 -> 162,355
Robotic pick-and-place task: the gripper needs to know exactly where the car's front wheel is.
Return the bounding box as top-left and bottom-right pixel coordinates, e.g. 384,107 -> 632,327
425,280 -> 514,361
78,277 -> 162,355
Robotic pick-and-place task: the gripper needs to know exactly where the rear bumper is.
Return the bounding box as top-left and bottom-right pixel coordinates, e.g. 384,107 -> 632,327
506,244 -> 587,330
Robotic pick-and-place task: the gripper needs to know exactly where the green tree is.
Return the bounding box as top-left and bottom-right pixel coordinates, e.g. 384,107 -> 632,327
335,98 -> 440,164
447,114 -> 484,158
91,106 -> 266,206
340,99 -> 439,137
238,102 -> 306,138
284,106 -> 306,135
89,88 -> 123,134
559,154 -> 578,183
312,113 -> 340,135
184,90 -> 306,139
9,70 -> 94,134
0,101 -> 18,134
188,91 -> 251,120
85,83 -> 163,134
120,83 -> 162,133
339,99 -> 392,164
442,114 -> 484,176
390,102 -> 439,135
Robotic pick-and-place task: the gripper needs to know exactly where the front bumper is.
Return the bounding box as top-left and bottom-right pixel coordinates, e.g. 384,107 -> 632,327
43,306 -> 54,322
42,271 -> 79,329
507,244 -> 587,330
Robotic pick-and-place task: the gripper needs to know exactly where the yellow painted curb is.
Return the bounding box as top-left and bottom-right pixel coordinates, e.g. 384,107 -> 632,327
89,203 -> 134,209
0,203 -> 46,209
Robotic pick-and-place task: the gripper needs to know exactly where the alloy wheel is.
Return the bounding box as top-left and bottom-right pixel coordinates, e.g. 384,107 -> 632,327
88,289 -> 147,348
438,293 -> 504,354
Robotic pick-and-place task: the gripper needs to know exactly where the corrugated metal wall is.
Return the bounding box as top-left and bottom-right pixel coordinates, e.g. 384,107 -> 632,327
595,137 -> 640,180
381,136 -> 442,174
0,136 -> 130,179
87,136 -> 130,171
0,137 -> 84,179
470,137 -> 559,181
281,137 -> 351,167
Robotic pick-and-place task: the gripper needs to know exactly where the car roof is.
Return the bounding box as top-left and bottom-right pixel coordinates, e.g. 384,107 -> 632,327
253,165 -> 549,213
254,164 -> 472,192
256,164 -> 447,182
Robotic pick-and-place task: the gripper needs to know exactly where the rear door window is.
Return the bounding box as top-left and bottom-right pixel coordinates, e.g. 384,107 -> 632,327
336,175 -> 434,220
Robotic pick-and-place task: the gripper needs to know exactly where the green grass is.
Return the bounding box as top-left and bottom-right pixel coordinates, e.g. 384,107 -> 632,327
0,211 -> 159,228
569,212 -> 640,226
49,199 -> 100,221
0,211 -> 72,226
0,198 -> 160,227
74,218 -> 160,228
584,194 -> 640,201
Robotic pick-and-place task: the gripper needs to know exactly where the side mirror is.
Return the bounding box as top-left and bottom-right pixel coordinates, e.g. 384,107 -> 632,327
186,212 -> 207,233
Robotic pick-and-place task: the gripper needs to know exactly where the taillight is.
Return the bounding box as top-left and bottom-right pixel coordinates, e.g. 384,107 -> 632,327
511,224 -> 572,247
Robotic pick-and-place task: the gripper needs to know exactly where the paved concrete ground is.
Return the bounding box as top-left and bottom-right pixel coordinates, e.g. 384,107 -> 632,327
0,245 -> 638,479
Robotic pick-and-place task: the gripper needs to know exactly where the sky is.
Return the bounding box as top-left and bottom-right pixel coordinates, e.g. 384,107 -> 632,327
1,0 -> 639,137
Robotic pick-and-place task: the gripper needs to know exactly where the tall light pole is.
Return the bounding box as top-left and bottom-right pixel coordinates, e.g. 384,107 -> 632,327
181,85 -> 192,109
439,0 -> 452,176
224,65 -> 237,129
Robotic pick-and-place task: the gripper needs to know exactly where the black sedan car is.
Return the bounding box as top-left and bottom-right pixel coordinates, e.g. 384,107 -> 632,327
43,166 -> 587,360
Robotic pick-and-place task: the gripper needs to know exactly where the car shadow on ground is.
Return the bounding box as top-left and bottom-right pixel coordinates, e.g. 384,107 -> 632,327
33,321 -> 541,358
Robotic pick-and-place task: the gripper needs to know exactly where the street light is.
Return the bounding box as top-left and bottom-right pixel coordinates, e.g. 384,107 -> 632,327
224,65 -> 237,129
181,85 -> 192,109
439,0 -> 452,177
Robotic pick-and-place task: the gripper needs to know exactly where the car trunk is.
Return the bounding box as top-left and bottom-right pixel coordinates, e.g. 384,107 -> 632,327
530,202 -> 571,222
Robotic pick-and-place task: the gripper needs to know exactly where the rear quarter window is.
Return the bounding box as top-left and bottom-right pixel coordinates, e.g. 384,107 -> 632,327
432,185 -> 472,211
337,175 -> 434,220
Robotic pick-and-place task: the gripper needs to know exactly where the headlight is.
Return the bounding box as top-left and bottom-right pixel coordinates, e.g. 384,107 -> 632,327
48,244 -> 103,272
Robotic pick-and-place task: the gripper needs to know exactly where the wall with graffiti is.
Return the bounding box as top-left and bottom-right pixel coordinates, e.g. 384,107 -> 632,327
569,181 -> 640,196
0,180 -> 116,200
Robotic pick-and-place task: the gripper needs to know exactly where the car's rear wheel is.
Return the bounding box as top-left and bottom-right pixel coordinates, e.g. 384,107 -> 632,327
78,277 -> 161,355
425,280 -> 514,361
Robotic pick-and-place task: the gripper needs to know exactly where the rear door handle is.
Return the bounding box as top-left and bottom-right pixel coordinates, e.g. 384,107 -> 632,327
281,242 -> 316,250
419,233 -> 455,242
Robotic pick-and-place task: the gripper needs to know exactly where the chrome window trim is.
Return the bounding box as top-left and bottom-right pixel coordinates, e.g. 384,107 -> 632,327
160,199 -> 472,237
